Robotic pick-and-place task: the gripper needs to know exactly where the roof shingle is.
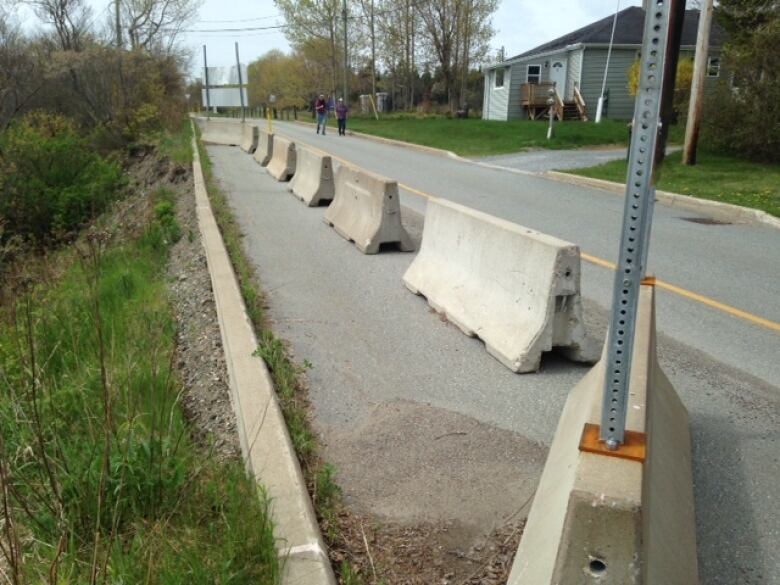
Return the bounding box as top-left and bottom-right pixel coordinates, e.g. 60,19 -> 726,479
506,7 -> 725,62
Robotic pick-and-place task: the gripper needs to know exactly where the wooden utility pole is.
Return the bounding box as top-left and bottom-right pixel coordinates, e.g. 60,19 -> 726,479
370,0 -> 376,100
342,0 -> 349,101
682,0 -> 714,166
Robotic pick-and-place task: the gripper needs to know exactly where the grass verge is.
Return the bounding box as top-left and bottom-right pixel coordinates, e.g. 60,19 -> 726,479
306,114 -> 631,157
566,150 -> 780,217
194,126 -> 371,583
0,139 -> 279,583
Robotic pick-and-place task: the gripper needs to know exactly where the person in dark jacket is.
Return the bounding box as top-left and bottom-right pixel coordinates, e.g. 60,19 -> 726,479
336,98 -> 348,136
315,94 -> 327,134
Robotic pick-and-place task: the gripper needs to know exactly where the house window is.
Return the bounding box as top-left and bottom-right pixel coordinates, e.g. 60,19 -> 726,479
707,56 -> 720,77
495,68 -> 505,88
527,64 -> 541,84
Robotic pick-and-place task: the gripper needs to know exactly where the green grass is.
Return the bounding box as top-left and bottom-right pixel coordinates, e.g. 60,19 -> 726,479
567,150 -> 780,217
310,113 -> 631,157
0,159 -> 279,582
155,119 -> 195,166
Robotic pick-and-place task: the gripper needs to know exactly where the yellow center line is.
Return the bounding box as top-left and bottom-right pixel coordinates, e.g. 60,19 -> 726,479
283,133 -> 780,334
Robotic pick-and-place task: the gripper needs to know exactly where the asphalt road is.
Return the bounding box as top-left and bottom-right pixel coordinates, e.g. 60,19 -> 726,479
204,126 -> 779,584
272,120 -> 780,389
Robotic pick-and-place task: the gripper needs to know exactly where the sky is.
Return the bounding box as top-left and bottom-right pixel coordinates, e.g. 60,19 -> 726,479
15,0 -> 647,78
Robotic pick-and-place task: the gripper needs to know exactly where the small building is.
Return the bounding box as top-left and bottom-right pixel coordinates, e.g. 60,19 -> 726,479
482,5 -> 725,122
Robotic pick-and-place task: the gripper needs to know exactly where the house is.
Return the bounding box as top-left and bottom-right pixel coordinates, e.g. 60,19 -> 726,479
482,4 -> 725,121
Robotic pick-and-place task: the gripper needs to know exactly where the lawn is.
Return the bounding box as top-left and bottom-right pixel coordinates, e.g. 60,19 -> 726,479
567,150 -> 780,217
318,114 -> 634,157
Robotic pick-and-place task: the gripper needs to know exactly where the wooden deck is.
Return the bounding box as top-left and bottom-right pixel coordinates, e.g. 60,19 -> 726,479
521,82 -> 588,121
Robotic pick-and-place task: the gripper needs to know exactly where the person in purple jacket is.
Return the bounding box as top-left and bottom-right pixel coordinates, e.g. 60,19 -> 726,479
335,98 -> 348,136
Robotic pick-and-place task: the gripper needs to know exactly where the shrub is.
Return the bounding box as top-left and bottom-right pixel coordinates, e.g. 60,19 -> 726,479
0,112 -> 124,244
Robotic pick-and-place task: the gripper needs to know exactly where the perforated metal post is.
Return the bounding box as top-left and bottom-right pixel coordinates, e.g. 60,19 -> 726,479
600,0 -> 682,449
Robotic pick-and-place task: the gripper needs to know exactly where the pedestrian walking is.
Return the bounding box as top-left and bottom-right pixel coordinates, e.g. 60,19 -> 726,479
315,94 -> 327,135
336,98 -> 348,136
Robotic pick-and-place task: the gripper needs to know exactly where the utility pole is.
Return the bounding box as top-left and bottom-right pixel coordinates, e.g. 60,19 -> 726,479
114,0 -> 122,48
235,42 -> 245,122
682,0 -> 714,166
342,0 -> 349,102
370,0 -> 376,100
203,45 -> 211,119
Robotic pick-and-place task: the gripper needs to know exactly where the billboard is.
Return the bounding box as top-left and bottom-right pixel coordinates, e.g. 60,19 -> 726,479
202,65 -> 248,86
202,87 -> 249,108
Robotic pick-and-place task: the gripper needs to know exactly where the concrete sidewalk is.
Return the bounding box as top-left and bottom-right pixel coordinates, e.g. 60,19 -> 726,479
207,145 -> 779,585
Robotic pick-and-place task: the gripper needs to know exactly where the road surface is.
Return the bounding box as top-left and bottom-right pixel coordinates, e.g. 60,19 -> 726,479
204,124 -> 779,584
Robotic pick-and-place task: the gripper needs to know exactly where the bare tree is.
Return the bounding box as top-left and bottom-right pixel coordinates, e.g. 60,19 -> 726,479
0,11 -> 45,130
415,0 -> 496,110
22,0 -> 92,51
121,0 -> 201,53
275,0 -> 343,97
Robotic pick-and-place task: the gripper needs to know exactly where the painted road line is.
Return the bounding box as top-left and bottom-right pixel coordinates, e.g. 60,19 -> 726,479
273,134 -> 780,335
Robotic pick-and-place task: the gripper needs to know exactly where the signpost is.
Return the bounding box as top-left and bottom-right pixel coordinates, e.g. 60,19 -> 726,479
268,94 -> 276,133
235,42 -> 246,123
600,0 -> 686,449
203,45 -> 211,119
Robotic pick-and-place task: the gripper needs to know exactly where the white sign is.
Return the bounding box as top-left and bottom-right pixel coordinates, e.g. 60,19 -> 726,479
202,87 -> 248,108
202,65 -> 248,86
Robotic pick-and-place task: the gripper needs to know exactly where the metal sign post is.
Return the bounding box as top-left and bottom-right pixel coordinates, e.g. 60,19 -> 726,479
600,0 -> 685,449
547,89 -> 555,140
203,45 -> 211,119
235,42 -> 245,122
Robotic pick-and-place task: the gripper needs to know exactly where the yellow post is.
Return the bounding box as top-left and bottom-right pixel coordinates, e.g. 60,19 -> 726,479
368,94 -> 379,120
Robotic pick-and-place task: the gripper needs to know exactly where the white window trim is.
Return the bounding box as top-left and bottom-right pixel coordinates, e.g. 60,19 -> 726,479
527,64 -> 542,84
706,56 -> 721,78
494,67 -> 507,90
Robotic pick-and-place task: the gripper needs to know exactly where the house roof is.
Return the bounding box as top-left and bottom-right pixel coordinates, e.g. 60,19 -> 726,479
506,6 -> 726,62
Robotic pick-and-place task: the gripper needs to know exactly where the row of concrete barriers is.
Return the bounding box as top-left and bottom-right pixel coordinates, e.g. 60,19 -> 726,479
196,116 -> 700,584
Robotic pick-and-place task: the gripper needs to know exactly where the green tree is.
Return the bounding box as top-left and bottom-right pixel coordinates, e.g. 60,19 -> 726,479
628,57 -> 694,119
248,49 -> 309,110
703,1 -> 780,161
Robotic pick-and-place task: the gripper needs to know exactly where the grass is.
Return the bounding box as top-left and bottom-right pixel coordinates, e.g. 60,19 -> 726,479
154,119 -> 195,166
308,113 -> 632,157
195,125 -> 372,584
567,150 -> 780,217
0,135 -> 280,583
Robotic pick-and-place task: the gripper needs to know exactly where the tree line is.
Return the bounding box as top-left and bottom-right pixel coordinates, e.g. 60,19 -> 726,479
1,0 -> 200,247
247,0 -> 499,113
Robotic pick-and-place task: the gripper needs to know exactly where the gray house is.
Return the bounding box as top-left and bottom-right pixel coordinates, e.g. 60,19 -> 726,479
482,5 -> 725,121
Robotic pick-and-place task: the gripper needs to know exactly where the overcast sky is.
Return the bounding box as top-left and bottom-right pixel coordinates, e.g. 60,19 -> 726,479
15,0 -> 647,77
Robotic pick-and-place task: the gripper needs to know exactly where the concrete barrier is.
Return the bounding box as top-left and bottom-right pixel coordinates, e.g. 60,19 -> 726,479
402,198 -> 594,372
288,146 -> 334,206
267,135 -> 296,182
508,284 -> 699,585
254,129 -> 274,167
196,117 -> 243,146
240,124 -> 259,154
324,165 -> 414,254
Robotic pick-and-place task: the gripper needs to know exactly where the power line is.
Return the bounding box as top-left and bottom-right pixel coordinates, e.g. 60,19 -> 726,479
179,23 -> 287,33
195,14 -> 283,24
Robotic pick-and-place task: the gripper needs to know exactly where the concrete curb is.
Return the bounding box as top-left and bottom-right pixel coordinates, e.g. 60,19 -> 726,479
191,131 -> 336,585
545,170 -> 780,230
290,119 -> 466,161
